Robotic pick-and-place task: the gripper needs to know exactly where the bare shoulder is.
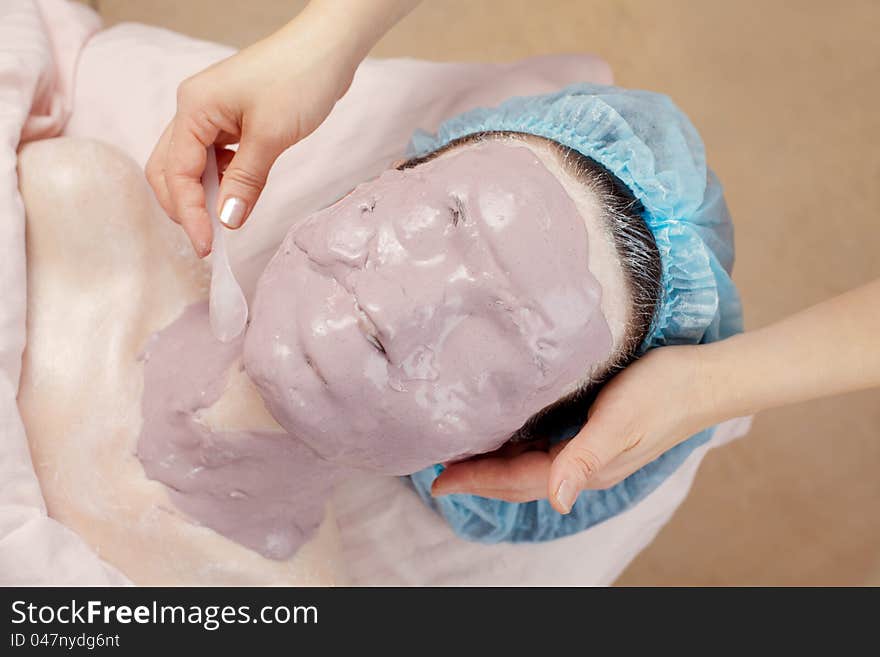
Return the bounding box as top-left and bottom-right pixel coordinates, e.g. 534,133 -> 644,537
17,137 -> 197,280
17,137 -> 208,371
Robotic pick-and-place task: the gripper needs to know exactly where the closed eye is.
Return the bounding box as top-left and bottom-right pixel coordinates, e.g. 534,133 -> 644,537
365,332 -> 388,356
355,301 -> 389,358
449,195 -> 465,227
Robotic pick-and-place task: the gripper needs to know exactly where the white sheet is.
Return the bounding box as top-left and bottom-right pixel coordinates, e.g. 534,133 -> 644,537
0,0 -> 129,586
0,0 -> 747,586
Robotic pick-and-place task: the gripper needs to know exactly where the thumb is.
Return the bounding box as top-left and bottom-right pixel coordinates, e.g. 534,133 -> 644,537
548,419 -> 625,514
216,133 -> 284,229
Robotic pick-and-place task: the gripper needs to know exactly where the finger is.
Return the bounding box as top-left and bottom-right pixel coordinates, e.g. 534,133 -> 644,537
144,121 -> 176,223
215,146 -> 236,177
165,115 -> 218,256
583,440 -> 671,491
215,131 -> 240,147
548,419 -> 629,514
216,127 -> 285,230
432,450 -> 552,502
444,438 -> 550,467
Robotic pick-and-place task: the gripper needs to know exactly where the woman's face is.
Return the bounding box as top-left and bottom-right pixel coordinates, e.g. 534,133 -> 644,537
244,139 -> 628,474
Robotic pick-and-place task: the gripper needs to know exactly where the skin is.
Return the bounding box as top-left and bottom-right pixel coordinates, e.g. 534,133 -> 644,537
18,135 -> 628,574
146,0 -> 880,518
146,0 -> 422,256
436,279 -> 880,513
17,138 -> 343,584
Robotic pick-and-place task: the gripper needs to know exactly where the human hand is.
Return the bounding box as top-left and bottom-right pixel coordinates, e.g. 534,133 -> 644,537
145,17 -> 359,256
432,344 -> 725,513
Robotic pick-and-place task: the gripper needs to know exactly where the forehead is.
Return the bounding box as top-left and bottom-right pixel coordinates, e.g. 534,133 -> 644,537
421,136 -> 632,366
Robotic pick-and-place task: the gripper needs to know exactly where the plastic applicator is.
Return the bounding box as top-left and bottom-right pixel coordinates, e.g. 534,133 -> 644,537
202,145 -> 248,342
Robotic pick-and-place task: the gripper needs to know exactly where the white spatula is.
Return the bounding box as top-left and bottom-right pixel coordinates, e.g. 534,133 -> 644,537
202,146 -> 248,342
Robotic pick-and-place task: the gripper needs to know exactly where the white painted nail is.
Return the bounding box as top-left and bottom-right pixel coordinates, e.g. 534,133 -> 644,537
219,197 -> 246,229
555,479 -> 577,514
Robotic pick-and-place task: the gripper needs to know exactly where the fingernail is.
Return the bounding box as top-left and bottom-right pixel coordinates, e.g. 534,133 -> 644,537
219,197 -> 247,229
554,479 -> 577,514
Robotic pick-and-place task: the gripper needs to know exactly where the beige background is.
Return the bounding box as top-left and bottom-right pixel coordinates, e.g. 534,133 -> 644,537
84,0 -> 879,585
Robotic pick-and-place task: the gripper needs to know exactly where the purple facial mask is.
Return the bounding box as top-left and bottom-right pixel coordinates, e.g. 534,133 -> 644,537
137,303 -> 343,560
244,142 -> 613,474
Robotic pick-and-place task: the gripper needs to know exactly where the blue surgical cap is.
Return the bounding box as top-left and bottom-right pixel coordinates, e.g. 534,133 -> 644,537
406,83 -> 744,543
